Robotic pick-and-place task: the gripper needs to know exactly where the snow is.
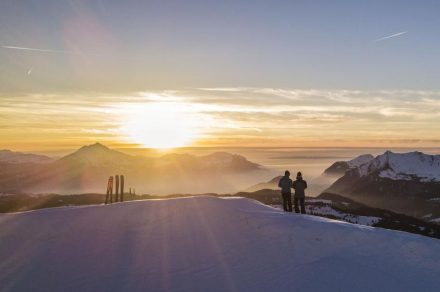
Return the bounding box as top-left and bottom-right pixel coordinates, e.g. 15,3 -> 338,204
357,151 -> 440,182
346,154 -> 374,168
1,196 -> 440,292
306,204 -> 380,226
306,199 -> 332,204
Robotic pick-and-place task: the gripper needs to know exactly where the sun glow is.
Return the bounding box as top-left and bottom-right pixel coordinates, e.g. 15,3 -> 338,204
120,102 -> 202,149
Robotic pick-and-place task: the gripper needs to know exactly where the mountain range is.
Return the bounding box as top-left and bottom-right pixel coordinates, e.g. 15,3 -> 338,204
0,150 -> 54,164
0,143 -> 268,195
2,145 -> 440,223
322,154 -> 374,176
244,154 -> 375,195
243,151 -> 440,223
325,151 -> 440,221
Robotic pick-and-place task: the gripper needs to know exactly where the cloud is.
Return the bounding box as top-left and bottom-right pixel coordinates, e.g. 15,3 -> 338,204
1,88 -> 440,149
0,45 -> 103,57
1,45 -> 68,54
373,31 -> 408,42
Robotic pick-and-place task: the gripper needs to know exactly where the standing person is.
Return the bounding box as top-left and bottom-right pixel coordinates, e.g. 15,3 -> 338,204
293,171 -> 307,214
278,170 -> 293,212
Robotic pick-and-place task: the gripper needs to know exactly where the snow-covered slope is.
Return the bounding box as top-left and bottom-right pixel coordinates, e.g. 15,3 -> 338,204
347,154 -> 375,168
323,154 -> 374,176
357,151 -> 440,182
305,199 -> 381,226
1,197 -> 439,292
325,151 -> 440,220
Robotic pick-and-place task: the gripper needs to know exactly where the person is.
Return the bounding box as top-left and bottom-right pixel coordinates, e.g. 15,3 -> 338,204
278,170 -> 293,212
292,171 -> 307,214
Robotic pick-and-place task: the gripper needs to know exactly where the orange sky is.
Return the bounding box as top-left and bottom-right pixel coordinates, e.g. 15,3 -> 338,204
1,88 -> 440,153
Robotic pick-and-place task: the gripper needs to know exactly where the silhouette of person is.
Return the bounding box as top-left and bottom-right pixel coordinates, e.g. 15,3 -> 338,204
293,171 -> 307,214
278,170 -> 293,212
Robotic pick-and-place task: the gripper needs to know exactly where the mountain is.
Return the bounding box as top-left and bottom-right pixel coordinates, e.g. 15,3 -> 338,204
57,143 -> 135,166
315,192 -> 440,236
158,151 -> 261,172
323,154 -> 374,176
244,176 -> 282,192
1,196 -> 439,292
356,151 -> 440,182
243,175 -> 326,196
325,151 -> 440,221
0,149 -> 54,164
244,155 -> 375,195
201,152 -> 261,171
0,143 -> 268,195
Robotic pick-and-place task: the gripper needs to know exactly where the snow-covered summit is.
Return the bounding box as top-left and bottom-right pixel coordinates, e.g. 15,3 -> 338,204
347,154 -> 374,168
1,196 -> 439,292
323,154 -> 374,176
357,151 -> 440,182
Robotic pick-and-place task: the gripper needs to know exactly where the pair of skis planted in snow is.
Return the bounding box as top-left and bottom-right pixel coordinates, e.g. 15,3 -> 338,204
105,175 -> 125,204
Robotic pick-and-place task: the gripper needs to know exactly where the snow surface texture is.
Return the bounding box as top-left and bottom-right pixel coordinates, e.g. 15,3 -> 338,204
275,200 -> 380,226
306,202 -> 381,226
1,197 -> 440,292
357,151 -> 440,182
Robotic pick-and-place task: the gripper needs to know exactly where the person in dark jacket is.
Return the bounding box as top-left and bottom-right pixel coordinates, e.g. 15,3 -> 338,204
292,171 -> 307,214
278,170 -> 293,212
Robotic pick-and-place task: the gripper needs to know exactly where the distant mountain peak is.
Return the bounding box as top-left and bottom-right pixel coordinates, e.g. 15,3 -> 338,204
77,142 -> 110,152
58,143 -> 132,165
0,149 -> 54,164
325,150 -> 440,220
347,154 -> 374,167
204,152 -> 238,159
357,151 -> 440,182
202,152 -> 261,170
268,176 -> 283,183
323,154 -> 374,176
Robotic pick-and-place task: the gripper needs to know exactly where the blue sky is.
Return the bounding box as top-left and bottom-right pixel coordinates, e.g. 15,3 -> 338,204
1,0 -> 440,92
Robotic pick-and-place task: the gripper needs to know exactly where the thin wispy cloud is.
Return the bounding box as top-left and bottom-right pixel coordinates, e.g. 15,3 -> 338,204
1,45 -> 101,56
373,31 -> 408,42
1,45 -> 67,54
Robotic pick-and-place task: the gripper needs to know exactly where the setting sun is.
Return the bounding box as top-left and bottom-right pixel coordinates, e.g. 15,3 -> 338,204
120,102 -> 202,149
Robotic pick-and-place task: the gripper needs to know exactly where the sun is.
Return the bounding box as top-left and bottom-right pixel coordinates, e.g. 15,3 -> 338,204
121,102 -> 201,149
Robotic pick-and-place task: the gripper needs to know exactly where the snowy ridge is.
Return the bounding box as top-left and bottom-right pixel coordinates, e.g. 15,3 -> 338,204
1,196 -> 440,292
322,154 -> 374,177
346,154 -> 374,168
357,151 -> 440,182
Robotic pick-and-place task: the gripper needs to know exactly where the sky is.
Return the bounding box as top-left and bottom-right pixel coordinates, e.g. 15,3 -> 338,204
1,0 -> 440,152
